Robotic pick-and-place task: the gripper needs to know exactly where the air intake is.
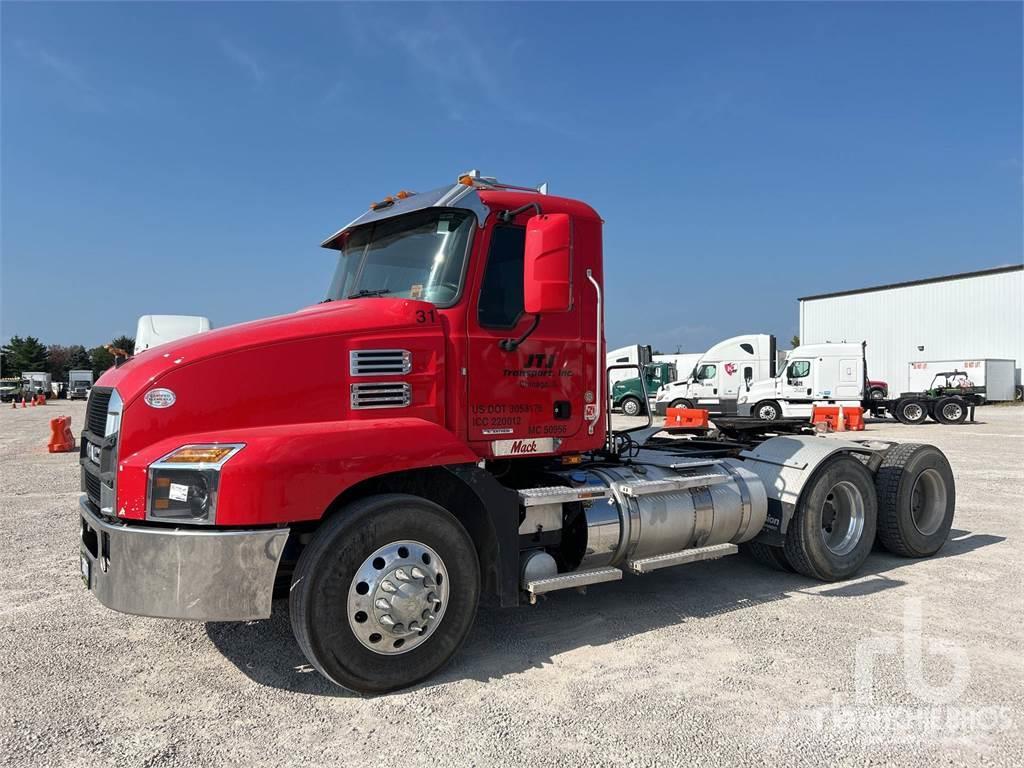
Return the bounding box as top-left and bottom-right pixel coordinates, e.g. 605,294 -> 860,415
350,349 -> 412,376
350,382 -> 411,410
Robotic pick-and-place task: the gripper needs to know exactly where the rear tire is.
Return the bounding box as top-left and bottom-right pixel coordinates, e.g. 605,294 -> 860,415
743,541 -> 794,572
783,455 -> 877,581
669,398 -> 694,410
290,494 -> 480,694
621,396 -> 643,417
755,400 -> 782,421
875,444 -> 955,557
934,397 -> 967,425
894,398 -> 927,425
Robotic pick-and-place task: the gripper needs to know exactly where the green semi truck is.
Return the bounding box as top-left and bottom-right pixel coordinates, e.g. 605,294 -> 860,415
610,361 -> 677,416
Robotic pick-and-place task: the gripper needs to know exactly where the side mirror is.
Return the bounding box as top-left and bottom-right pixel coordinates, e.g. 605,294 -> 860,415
523,213 -> 572,314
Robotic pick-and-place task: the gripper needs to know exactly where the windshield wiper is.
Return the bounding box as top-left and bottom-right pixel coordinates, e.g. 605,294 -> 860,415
347,288 -> 392,299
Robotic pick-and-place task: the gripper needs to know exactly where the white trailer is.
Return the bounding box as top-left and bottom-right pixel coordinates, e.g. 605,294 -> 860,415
737,343 -> 865,420
606,344 -> 652,387
135,315 -> 212,353
653,334 -> 778,415
907,358 -> 1017,402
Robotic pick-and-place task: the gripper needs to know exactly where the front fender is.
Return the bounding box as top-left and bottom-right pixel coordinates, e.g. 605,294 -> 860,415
115,418 -> 480,525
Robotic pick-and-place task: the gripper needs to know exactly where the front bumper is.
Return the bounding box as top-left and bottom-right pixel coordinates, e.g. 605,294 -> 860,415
78,496 -> 289,621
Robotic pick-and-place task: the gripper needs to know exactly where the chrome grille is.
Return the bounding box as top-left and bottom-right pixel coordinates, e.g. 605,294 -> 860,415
86,387 -> 113,435
350,349 -> 411,376
350,382 -> 411,409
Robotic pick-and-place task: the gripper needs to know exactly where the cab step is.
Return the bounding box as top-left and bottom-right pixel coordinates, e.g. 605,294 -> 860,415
525,566 -> 623,598
627,543 -> 738,574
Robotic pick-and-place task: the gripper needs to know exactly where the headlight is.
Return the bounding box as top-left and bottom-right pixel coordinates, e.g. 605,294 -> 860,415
147,444 -> 243,525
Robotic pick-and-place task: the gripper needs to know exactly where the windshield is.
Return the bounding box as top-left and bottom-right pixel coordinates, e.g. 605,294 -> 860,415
326,209 -> 475,306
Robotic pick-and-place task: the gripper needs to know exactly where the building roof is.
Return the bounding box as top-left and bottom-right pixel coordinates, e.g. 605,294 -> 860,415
799,264 -> 1023,302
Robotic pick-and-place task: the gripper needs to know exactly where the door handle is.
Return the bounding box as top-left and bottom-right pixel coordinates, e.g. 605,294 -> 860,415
807,388 -> 812,395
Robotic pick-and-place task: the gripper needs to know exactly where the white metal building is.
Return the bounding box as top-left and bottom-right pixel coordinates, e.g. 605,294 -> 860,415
799,265 -> 1023,394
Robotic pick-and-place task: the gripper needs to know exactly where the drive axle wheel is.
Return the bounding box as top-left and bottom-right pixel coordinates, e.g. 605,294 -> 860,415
289,494 -> 479,694
895,399 -> 927,425
933,397 -> 967,425
783,455 -> 877,581
743,541 -> 794,572
875,443 -> 955,557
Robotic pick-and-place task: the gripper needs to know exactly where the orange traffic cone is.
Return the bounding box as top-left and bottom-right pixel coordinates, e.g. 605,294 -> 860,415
21,398 -> 27,408
31,397 -> 37,407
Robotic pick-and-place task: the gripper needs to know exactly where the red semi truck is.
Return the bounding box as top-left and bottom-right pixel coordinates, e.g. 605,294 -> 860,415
79,172 -> 956,693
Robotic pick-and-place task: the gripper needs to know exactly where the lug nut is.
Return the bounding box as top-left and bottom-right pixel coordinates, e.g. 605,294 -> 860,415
394,569 -> 410,582
374,598 -> 390,610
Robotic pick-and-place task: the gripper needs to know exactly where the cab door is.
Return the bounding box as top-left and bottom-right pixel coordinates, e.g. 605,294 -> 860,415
465,220 -> 585,457
692,363 -> 719,406
782,359 -> 814,401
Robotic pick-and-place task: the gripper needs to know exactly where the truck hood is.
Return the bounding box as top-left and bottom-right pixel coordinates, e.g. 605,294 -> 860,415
737,379 -> 777,402
96,298 -> 434,404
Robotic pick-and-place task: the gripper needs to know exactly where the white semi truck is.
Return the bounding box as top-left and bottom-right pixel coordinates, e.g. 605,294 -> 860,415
737,343 -> 865,420
653,334 -> 780,416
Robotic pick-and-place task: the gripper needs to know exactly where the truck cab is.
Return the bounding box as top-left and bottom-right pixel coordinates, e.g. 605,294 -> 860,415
77,172 -> 957,695
611,360 -> 676,416
737,342 -> 865,420
653,334 -> 777,415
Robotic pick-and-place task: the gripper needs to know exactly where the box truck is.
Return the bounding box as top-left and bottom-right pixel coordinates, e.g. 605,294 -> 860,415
68,370 -> 94,400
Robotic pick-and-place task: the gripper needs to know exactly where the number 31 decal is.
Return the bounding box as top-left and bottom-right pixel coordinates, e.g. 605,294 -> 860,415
415,309 -> 437,324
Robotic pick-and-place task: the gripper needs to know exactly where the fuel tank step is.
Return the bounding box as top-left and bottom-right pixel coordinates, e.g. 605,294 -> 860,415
627,543 -> 739,574
525,566 -> 623,596
518,485 -> 611,506
617,473 -> 731,497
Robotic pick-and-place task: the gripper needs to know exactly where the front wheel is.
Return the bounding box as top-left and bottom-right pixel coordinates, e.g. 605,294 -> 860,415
783,455 -> 878,581
669,398 -> 694,410
289,494 -> 480,694
755,400 -> 782,421
620,396 -> 644,417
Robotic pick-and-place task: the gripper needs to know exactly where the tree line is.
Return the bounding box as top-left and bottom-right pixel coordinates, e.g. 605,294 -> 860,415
1,335 -> 136,382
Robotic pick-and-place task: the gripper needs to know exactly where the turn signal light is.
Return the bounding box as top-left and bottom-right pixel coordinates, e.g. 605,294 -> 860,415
161,446 -> 237,464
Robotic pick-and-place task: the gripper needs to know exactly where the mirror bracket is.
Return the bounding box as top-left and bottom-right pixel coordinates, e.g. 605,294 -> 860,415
498,202 -> 542,224
499,314 -> 540,352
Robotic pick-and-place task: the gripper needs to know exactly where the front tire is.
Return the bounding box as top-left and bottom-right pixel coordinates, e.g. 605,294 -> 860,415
875,444 -> 955,557
755,400 -> 782,421
669,398 -> 694,410
290,494 -> 480,694
783,456 -> 877,581
621,396 -> 643,417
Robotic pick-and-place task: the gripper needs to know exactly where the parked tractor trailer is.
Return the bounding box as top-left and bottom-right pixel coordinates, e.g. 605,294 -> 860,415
77,172 -> 957,693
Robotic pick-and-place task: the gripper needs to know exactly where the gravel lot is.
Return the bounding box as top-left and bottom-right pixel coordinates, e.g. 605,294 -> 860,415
1,400 -> 1021,767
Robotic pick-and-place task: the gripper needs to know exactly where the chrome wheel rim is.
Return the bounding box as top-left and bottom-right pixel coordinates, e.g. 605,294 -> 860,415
820,480 -> 865,556
903,403 -> 923,421
910,468 -> 947,535
758,404 -> 777,420
347,540 -> 449,655
624,400 -> 639,416
942,403 -> 963,421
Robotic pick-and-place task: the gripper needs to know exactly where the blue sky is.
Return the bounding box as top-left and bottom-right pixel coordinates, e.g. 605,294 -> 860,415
2,1 -> 1021,353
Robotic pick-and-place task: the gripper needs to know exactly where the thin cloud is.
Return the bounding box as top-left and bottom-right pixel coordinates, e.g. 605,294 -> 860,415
14,39 -> 102,110
219,38 -> 265,86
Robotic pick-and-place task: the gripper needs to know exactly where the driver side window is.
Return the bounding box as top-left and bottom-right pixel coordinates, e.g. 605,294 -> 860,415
788,360 -> 811,378
478,226 -> 526,328
697,364 -> 717,381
